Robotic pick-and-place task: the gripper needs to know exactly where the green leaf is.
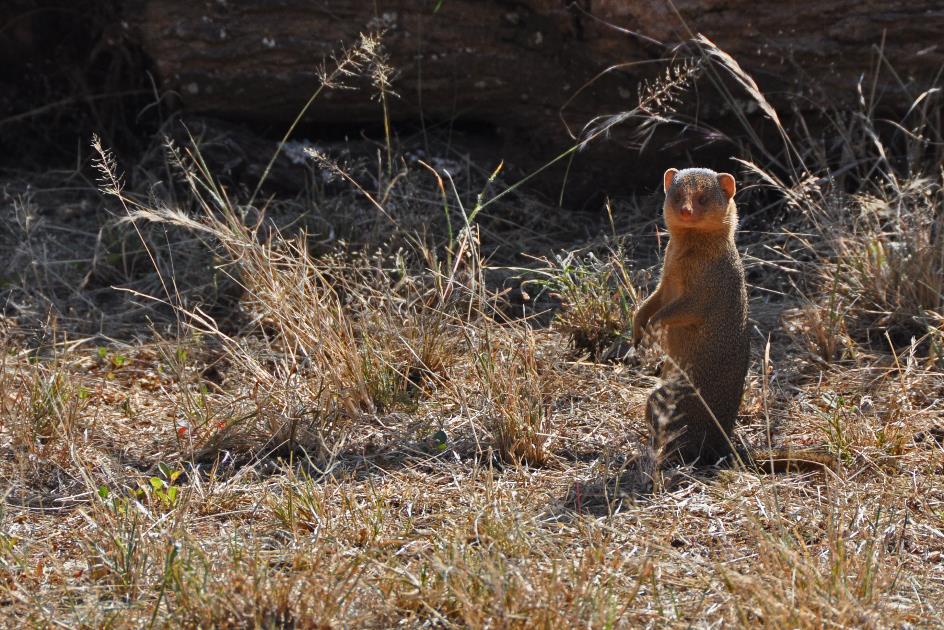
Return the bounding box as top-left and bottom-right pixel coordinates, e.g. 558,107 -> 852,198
150,477 -> 166,492
98,485 -> 110,499
98,346 -> 108,360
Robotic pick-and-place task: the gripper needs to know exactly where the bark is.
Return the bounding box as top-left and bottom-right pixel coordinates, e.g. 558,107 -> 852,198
127,1 -> 944,197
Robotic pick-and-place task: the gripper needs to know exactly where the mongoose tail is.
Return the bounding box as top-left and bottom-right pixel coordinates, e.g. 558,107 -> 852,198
734,447 -> 838,474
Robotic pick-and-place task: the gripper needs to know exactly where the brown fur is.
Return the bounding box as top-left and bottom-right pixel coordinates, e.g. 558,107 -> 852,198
633,168 -> 835,473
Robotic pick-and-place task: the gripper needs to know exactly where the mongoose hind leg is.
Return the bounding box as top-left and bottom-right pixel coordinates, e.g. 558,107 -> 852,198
645,379 -> 734,466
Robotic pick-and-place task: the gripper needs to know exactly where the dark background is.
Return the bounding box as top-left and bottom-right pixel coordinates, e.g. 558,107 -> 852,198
2,1 -> 943,204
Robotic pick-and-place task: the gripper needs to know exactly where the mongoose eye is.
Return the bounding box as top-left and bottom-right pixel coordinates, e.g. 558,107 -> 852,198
698,194 -> 709,206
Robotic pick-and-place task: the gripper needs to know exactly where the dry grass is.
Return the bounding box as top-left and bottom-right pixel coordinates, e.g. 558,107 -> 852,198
1,34 -> 943,629
535,249 -> 643,361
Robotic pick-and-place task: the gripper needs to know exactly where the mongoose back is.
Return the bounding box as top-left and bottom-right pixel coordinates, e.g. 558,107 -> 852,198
633,168 -> 835,472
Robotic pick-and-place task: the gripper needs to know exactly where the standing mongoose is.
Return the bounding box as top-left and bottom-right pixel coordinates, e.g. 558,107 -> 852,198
633,168 -> 835,472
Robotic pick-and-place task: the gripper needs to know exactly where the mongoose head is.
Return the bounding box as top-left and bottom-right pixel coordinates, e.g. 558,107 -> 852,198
662,168 -> 737,233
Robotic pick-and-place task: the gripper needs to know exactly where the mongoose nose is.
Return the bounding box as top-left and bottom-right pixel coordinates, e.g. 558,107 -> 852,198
678,206 -> 695,220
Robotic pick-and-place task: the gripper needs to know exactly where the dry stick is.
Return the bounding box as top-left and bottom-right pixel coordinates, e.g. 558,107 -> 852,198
759,333 -> 784,514
0,90 -> 148,127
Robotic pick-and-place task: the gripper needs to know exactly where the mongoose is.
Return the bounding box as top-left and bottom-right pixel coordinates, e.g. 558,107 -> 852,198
633,168 -> 835,473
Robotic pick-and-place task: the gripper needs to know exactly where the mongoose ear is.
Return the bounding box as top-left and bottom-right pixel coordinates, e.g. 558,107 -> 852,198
717,173 -> 736,199
663,168 -> 679,194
